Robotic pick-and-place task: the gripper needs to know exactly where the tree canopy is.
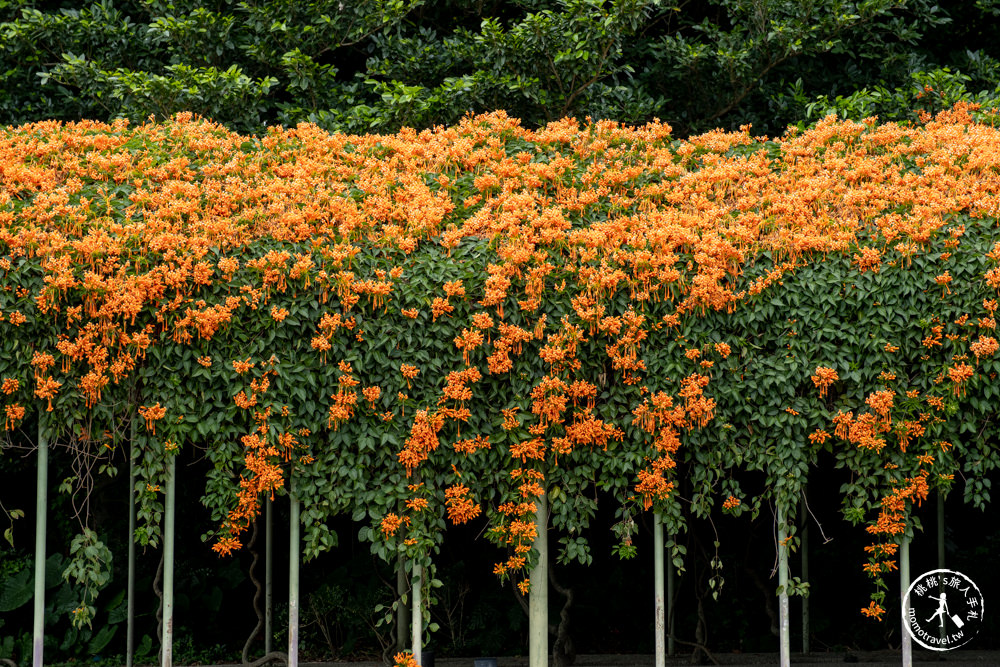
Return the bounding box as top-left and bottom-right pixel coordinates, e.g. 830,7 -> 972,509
3,0 -> 1000,136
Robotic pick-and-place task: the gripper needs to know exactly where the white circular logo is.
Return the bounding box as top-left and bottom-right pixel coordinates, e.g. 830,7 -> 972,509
903,569 -> 985,651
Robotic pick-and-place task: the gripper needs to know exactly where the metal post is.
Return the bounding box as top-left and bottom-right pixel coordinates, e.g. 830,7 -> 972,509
289,486 -> 300,667
901,536 -> 912,667
778,503 -> 790,667
32,424 -> 48,667
265,498 -> 273,656
937,491 -> 945,644
127,423 -> 137,667
161,456 -> 176,667
667,542 -> 675,656
529,494 -> 548,667
800,494 -> 810,655
654,513 -> 665,667
937,490 -> 945,569
397,554 -> 410,653
411,562 -> 422,665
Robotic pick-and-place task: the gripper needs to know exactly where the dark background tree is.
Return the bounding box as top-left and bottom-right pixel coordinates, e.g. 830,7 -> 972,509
3,0 -> 999,136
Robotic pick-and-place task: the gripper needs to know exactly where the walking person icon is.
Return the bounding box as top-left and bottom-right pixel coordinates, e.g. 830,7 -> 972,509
904,569 -> 983,651
927,592 -> 950,627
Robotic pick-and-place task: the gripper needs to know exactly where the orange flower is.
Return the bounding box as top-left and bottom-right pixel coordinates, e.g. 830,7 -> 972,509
935,271 -> 953,294
865,390 -> 895,423
501,407 -> 520,430
362,385 -> 381,407
138,402 -> 167,433
947,362 -> 974,395
811,366 -> 838,398
405,497 -> 428,512
431,297 -> 454,321
393,652 -> 418,667
445,484 -> 481,524
31,352 -> 56,375
853,246 -> 882,273
4,403 -> 25,430
381,513 -> 403,536
808,429 -> 830,444
232,358 -> 255,374
971,336 -> 999,360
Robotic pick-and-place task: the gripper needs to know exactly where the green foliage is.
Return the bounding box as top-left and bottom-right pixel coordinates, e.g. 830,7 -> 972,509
44,58 -> 279,130
62,528 -> 114,628
0,561 -> 32,612
2,1 -> 999,135
803,65 -> 1000,125
0,551 -> 124,663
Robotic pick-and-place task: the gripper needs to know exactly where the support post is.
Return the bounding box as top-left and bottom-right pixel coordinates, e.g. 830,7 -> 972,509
901,536 -> 912,667
127,423 -> 137,667
288,485 -> 300,667
937,490 -> 945,569
800,494 -> 810,655
161,456 -> 176,667
265,498 -> 273,656
397,554 -> 410,654
529,494 -> 548,667
653,513 -> 665,667
777,503 -> 790,667
33,424 -> 48,667
667,541 -> 675,657
937,490 -> 945,644
411,562 -> 422,665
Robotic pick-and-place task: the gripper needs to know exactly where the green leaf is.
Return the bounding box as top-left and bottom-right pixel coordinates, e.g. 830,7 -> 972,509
87,624 -> 118,654
0,567 -> 32,612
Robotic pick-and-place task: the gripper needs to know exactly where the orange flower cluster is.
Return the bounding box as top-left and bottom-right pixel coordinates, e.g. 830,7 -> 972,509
866,472 -> 930,538
444,483 -> 481,524
327,360 -> 360,429
491,469 -> 544,579
393,652 -> 419,667
213,356 -> 297,555
860,602 -> 886,620
453,434 -> 490,455
381,513 -> 407,536
398,409 -> 445,476
630,356 -> 721,509
5,403 -> 25,430
811,366 -> 838,398
970,334 -> 998,360
138,402 -> 167,434
865,390 -> 895,425
853,246 -> 882,273
947,362 -> 975,395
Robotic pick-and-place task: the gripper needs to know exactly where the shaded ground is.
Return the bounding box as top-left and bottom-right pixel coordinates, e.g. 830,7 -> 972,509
186,651 -> 1000,667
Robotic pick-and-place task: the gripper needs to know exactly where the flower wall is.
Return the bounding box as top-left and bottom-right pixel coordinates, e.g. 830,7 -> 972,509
2,104 -> 999,622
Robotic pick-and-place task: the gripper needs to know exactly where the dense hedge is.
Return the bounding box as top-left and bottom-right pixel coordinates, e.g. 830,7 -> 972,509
3,1 -> 1000,136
